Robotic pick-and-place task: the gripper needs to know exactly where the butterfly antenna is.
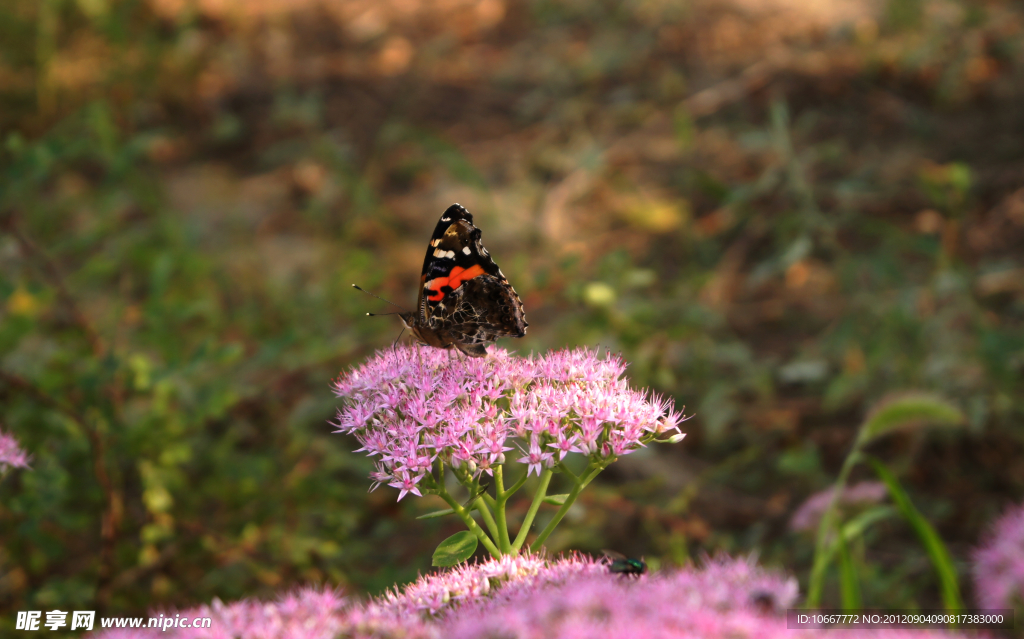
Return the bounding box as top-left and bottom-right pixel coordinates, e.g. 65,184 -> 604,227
392,326 -> 406,351
352,284 -> 407,312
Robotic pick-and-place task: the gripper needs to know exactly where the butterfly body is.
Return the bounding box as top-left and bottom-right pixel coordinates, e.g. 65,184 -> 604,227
399,204 -> 527,357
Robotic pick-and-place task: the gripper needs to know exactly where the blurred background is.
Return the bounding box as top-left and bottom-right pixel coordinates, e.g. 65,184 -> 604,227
1,0 -> 1023,626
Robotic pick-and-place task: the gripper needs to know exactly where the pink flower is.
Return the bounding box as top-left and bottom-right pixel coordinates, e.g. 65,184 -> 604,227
517,437 -> 554,477
547,432 -> 577,461
0,428 -> 30,473
389,470 -> 424,501
973,501 -> 1024,610
333,346 -> 686,501
789,481 -> 889,533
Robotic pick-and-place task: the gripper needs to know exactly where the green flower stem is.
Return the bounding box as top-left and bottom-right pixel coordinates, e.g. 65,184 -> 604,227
579,464 -> 604,490
481,491 -> 498,509
493,465 -> 512,552
494,464 -> 506,495
807,446 -> 863,607
436,485 -> 501,559
512,467 -> 553,552
530,462 -> 605,552
454,467 -> 497,506
501,467 -> 530,500
556,461 -> 579,482
453,469 -> 500,542
452,466 -> 496,511
473,491 -> 501,542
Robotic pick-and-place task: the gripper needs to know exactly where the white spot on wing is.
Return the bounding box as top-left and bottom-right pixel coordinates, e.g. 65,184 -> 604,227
462,246 -> 472,255
431,239 -> 441,247
441,217 -> 451,222
433,248 -> 455,258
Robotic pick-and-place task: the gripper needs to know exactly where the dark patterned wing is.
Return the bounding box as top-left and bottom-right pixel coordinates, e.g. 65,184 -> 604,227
417,204 -> 527,354
408,204 -> 476,327
431,274 -> 527,336
418,204 -> 487,277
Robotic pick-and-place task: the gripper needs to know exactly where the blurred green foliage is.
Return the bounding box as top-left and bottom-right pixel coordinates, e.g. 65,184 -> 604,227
806,394 -> 965,609
2,0 -> 1024,628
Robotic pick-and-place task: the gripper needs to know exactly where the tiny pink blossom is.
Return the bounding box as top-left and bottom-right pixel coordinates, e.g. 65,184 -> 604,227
548,433 -> 577,461
0,428 -> 30,473
390,470 -> 424,501
517,437 -> 554,477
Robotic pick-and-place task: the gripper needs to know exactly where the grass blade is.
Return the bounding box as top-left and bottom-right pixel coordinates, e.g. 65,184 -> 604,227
837,532 -> 862,611
823,506 -> 898,568
870,458 -> 964,613
859,394 -> 964,446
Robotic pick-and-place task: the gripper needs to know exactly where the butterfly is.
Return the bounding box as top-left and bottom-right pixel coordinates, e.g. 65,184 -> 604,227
397,203 -> 527,357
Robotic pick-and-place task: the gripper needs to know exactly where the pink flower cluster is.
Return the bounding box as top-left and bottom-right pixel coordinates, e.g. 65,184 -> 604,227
89,555 -> 968,639
84,555 -> 608,639
372,552 -> 605,617
443,553 -> 801,639
443,558 -> 959,639
973,501 -> 1024,610
333,345 -> 685,499
0,428 -> 30,473
790,481 -> 888,532
90,588 -> 358,639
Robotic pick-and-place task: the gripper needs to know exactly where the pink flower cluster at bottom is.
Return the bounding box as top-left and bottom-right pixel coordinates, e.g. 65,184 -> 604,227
973,501 -> 1024,610
89,555 -> 967,639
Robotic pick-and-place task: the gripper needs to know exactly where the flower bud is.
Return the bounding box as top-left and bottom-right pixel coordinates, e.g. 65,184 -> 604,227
667,433 -> 686,443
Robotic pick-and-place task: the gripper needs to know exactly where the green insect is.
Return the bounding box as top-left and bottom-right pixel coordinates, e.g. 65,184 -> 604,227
602,550 -> 647,576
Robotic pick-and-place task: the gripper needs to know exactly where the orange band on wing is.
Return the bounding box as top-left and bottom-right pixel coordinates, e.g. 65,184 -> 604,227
425,264 -> 485,301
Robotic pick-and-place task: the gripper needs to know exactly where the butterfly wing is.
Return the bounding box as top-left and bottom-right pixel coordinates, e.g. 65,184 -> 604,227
416,204 -> 527,354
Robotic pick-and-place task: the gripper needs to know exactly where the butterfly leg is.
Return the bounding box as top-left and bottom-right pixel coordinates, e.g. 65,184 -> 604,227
391,326 -> 407,353
454,342 -> 488,358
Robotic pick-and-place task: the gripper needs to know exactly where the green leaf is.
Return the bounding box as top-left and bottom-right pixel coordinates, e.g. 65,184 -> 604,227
416,508 -> 455,520
837,532 -> 862,611
822,506 -> 898,577
431,531 -> 478,567
870,458 -> 964,613
543,494 -> 569,506
859,393 -> 964,446
839,506 -> 896,545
